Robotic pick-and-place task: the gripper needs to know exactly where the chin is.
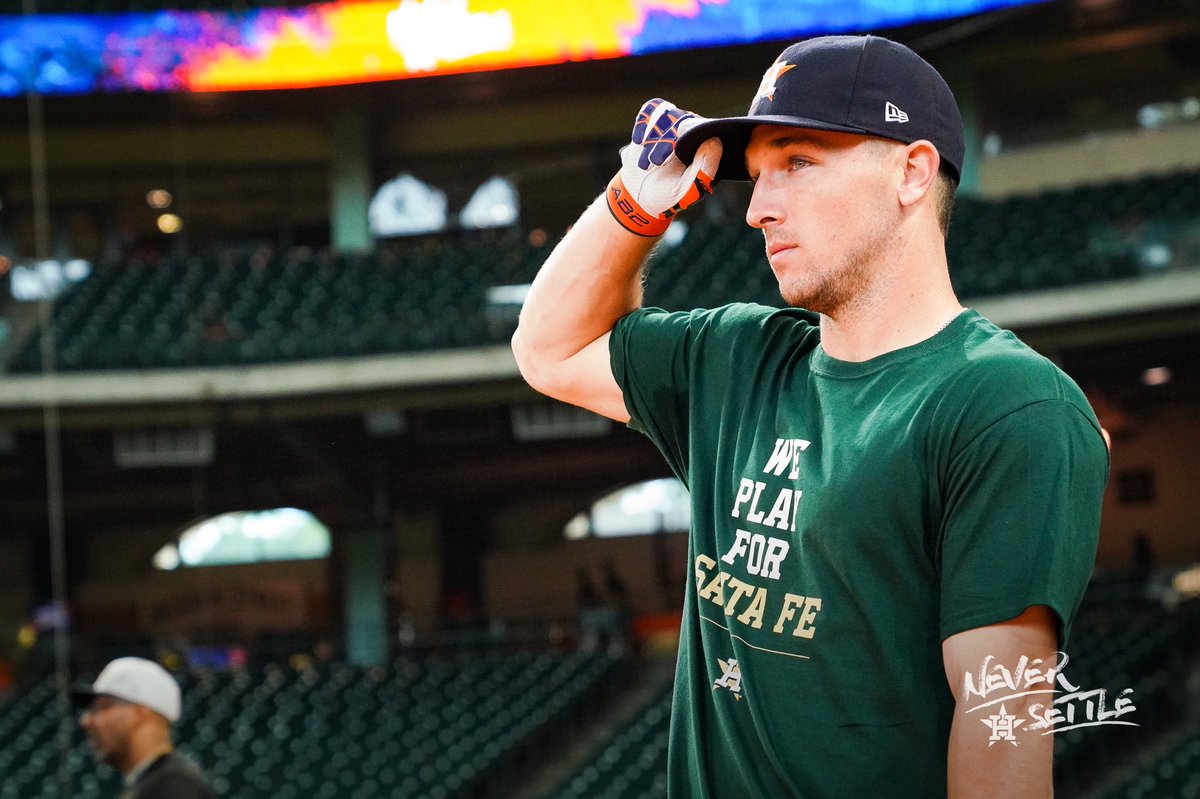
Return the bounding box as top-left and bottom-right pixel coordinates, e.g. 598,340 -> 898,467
774,275 -> 800,304
779,274 -> 849,316
86,741 -> 114,765
778,284 -> 820,313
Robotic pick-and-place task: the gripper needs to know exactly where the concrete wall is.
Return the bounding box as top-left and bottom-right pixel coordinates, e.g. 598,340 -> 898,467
483,533 -> 689,622
1098,400 -> 1200,571
979,125 -> 1200,198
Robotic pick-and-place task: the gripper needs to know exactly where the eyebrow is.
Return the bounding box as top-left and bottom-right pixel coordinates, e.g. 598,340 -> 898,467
763,134 -> 831,150
744,132 -> 833,177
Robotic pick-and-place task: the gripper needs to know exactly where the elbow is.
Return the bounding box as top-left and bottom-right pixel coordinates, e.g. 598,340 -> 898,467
510,326 -> 533,380
511,325 -> 579,403
510,326 -> 552,396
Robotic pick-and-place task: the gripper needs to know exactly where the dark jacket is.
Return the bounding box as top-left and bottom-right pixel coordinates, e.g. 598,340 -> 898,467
122,752 -> 216,799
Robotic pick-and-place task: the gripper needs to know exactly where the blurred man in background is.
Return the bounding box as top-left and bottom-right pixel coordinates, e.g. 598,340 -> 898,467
73,656 -> 216,799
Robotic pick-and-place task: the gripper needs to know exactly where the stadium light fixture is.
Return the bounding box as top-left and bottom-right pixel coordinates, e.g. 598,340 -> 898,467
1141,366 -> 1172,386
146,189 -> 173,209
156,213 -> 183,234
9,259 -> 91,302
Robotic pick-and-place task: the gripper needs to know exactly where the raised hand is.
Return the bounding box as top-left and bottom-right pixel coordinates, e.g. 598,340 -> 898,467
607,98 -> 722,237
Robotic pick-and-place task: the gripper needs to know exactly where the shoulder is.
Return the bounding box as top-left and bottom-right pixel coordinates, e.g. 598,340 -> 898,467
939,313 -> 1103,442
619,302 -> 819,345
135,753 -> 216,798
956,314 -> 1089,405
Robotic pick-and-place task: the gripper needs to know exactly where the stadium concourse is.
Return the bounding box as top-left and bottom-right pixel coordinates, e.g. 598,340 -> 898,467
0,0 -> 1199,798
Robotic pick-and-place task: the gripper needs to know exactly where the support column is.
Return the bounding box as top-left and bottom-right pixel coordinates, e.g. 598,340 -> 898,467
329,110 -> 373,253
343,528 -> 388,666
931,46 -> 982,196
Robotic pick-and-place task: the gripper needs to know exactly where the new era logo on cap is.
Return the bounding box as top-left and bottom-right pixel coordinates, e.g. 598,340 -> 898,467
885,102 -> 909,123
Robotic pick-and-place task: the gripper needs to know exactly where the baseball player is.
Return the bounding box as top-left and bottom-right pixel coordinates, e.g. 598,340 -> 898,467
74,657 -> 217,799
512,35 -> 1108,797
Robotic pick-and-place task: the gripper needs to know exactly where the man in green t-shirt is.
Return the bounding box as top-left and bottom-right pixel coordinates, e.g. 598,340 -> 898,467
512,35 -> 1108,798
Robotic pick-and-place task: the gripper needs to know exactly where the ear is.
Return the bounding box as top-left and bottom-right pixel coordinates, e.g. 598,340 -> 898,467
897,140 -> 940,209
133,704 -> 162,728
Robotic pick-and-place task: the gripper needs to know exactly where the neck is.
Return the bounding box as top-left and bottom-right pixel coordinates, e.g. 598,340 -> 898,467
119,729 -> 172,776
817,230 -> 961,362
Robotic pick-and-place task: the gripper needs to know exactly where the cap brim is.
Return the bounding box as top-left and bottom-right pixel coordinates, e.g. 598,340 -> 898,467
676,115 -> 870,182
70,685 -> 100,710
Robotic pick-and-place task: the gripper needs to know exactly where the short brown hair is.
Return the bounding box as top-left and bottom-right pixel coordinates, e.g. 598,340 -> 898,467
934,166 -> 957,238
865,137 -> 956,237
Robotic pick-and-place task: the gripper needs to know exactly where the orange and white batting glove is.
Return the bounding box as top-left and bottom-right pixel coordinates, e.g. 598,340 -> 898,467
607,98 -> 722,237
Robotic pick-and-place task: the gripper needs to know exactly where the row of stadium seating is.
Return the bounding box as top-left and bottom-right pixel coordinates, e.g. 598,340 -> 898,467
1050,583 -> 1195,793
0,648 -> 622,799
9,234 -> 550,371
7,167 -> 1198,373
549,682 -> 672,799
1106,722 -> 1200,799
0,586 -> 1195,797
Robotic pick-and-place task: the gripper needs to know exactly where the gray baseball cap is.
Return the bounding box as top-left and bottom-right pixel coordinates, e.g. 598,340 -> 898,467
71,657 -> 181,723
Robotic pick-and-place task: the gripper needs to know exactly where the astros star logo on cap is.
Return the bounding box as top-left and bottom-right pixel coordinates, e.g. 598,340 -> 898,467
752,61 -> 795,110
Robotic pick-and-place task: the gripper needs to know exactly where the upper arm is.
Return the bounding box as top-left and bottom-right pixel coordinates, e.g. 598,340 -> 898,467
942,604 -> 1059,694
512,328 -> 630,423
938,400 -> 1105,645
943,605 -> 1059,799
934,392 -> 1103,796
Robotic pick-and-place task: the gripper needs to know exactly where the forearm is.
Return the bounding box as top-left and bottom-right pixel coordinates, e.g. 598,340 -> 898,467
511,97 -> 716,417
512,196 -> 655,372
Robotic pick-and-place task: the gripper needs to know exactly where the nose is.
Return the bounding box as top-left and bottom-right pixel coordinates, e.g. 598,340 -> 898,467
745,178 -> 783,229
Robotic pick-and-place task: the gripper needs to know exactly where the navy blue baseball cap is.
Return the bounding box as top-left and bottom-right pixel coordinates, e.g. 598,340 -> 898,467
676,35 -> 965,183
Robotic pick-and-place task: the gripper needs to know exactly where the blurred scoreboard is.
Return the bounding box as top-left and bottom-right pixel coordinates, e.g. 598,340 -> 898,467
0,0 -> 1047,95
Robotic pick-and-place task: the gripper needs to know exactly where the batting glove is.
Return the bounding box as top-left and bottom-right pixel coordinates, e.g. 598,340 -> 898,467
607,98 -> 721,237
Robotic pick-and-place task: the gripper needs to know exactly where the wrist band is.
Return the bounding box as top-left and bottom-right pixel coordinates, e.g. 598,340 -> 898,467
606,174 -> 670,237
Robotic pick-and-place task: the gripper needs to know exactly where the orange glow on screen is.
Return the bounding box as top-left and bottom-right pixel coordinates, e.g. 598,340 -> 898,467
185,0 -> 706,92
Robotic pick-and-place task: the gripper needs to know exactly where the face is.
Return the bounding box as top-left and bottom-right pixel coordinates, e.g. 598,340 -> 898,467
744,126 -> 904,314
80,696 -> 137,767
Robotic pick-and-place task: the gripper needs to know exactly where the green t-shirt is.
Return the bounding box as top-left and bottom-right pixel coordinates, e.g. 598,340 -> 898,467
610,304 -> 1108,798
